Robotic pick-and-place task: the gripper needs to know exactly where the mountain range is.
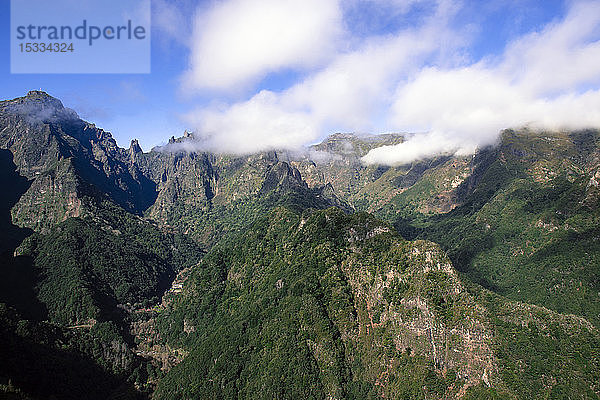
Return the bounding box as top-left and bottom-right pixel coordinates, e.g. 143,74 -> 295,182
1,90 -> 599,399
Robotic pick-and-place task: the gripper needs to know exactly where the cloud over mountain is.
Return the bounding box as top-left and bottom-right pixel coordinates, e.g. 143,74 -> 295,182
180,0 -> 600,165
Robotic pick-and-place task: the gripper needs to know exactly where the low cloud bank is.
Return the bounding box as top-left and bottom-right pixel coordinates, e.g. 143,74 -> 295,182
362,2 -> 600,165
183,91 -> 319,154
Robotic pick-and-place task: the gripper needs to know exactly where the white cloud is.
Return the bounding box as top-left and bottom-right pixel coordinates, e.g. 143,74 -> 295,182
389,66 -> 526,143
500,0 -> 600,95
362,0 -> 600,165
362,130 -> 476,165
184,91 -> 318,154
182,0 -> 463,154
177,0 -> 600,165
282,27 -> 446,131
184,0 -> 343,91
364,83 -> 600,165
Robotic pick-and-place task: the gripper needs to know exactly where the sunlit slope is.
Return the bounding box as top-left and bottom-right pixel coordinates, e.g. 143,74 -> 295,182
153,207 -> 600,399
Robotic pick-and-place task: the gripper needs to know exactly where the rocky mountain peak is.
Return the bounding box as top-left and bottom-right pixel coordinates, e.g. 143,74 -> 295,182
1,90 -> 77,123
129,139 -> 143,154
23,90 -> 66,110
260,161 -> 307,194
26,90 -> 54,99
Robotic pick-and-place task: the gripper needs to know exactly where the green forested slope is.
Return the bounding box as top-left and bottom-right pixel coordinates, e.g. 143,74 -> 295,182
0,200 -> 203,399
8,200 -> 203,325
0,303 -> 149,400
152,207 -> 600,399
394,130 -> 600,327
299,130 -> 600,328
141,147 -> 347,248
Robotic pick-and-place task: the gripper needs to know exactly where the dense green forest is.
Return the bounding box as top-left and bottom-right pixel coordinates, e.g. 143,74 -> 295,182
382,130 -> 600,327
0,199 -> 203,398
0,303 -> 148,400
153,207 -> 600,399
5,200 -> 203,325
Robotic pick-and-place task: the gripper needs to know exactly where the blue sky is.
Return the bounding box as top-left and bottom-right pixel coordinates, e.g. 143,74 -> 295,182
2,0 -> 192,150
2,0 -> 599,164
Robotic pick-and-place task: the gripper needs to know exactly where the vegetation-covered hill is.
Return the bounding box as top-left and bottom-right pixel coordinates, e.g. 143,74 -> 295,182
153,207 -> 600,399
289,132 -> 470,215
9,200 -> 203,325
394,129 -> 600,327
0,304 -> 146,400
289,129 -> 600,328
0,198 -> 204,398
138,148 -> 347,248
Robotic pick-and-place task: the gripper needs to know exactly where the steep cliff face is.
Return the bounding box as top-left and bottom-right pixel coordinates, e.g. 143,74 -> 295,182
0,91 -> 157,234
140,150 -> 218,229
9,157 -> 83,233
339,237 -> 498,392
137,142 -> 346,247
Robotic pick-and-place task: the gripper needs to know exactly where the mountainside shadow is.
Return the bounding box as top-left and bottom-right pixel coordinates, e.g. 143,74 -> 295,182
0,149 -> 33,253
0,149 -> 46,319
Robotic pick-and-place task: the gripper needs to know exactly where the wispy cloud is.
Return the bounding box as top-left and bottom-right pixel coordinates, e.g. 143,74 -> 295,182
181,0 -> 462,154
184,90 -> 318,154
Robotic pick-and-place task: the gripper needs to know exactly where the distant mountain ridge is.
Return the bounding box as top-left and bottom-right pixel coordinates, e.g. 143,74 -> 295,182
4,90 -> 600,325
0,91 -> 346,246
1,91 -> 600,399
